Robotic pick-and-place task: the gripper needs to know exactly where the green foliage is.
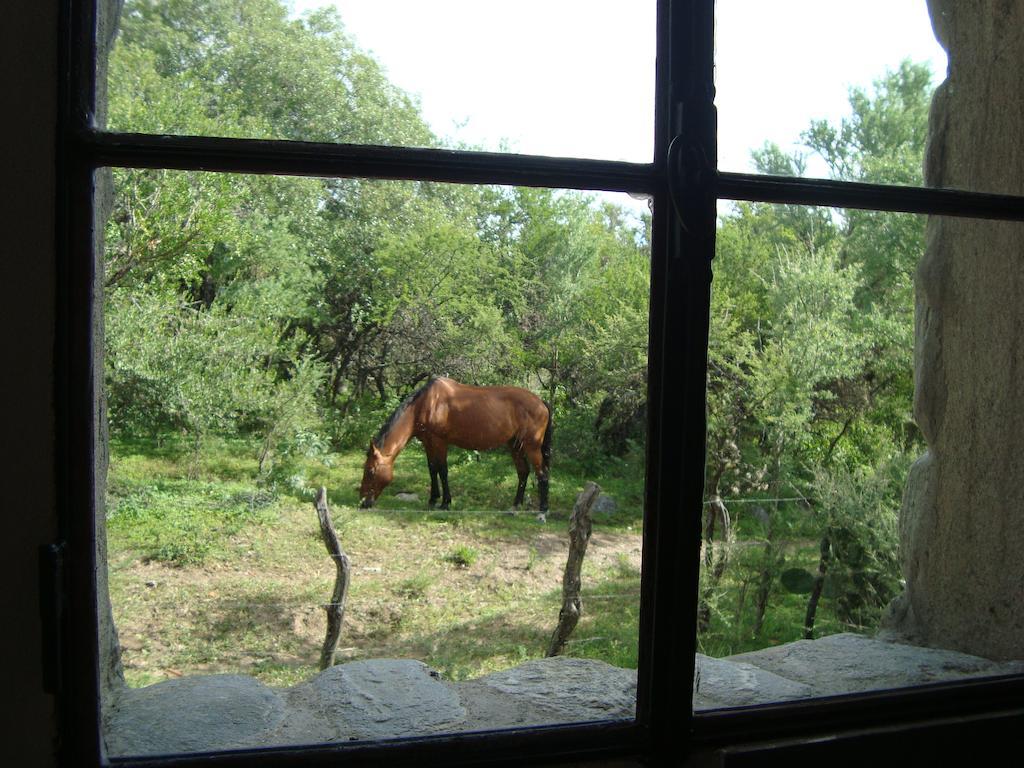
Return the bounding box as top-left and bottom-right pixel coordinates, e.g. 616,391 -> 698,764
811,458 -> 906,629
108,476 -> 278,566
525,547 -> 539,572
803,60 -> 932,187
113,0 -> 435,146
104,0 -> 940,667
698,59 -> 933,651
251,355 -> 327,482
444,546 -> 478,569
106,1 -> 653,473
396,573 -> 435,602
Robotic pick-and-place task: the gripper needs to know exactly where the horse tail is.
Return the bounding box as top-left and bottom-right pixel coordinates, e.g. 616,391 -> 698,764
541,400 -> 553,471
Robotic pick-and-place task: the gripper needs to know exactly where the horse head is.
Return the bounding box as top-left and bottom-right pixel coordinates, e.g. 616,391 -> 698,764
359,441 -> 393,508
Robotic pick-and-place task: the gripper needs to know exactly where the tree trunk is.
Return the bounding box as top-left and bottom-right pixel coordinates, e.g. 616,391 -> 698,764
753,507 -> 776,638
753,557 -> 773,637
698,495 -> 732,634
754,451 -> 784,637
314,487 -> 351,670
803,535 -> 831,639
547,482 -> 599,657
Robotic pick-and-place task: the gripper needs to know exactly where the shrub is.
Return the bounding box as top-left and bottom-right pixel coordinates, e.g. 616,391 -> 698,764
444,546 -> 478,568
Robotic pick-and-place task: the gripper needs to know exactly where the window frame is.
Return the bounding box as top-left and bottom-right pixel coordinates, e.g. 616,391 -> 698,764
55,1 -> 1024,766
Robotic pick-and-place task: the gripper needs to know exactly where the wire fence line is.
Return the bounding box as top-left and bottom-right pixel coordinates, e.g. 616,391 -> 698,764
349,506 -> 547,517
341,499 -> 807,515
577,592 -> 642,601
706,497 -> 807,505
308,591 -> 642,611
328,640 -> 625,662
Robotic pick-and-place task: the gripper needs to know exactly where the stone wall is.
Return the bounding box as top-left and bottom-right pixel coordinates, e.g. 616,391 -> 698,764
97,0 -> 128,718
885,0 -> 1024,659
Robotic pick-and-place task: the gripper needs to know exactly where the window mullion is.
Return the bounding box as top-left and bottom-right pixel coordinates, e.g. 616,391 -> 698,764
80,129 -> 657,195
60,0 -> 105,763
719,171 -> 1024,220
640,0 -> 716,757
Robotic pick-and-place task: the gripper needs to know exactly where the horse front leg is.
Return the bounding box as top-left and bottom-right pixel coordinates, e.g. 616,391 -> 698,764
425,438 -> 451,509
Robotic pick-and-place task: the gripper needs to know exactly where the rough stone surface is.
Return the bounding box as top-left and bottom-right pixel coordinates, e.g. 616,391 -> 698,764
693,654 -> 813,708
105,675 -> 285,756
105,636 -> 1024,755
886,0 -> 1024,659
97,0 -> 130,733
105,656 -> 636,755
726,633 -> 1024,697
469,658 -> 636,724
306,659 -> 465,740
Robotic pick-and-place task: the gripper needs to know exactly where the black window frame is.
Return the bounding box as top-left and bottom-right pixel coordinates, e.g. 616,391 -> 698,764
55,1 -> 1024,766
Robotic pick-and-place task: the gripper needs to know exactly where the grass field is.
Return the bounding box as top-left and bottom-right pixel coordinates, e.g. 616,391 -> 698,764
106,436 -> 645,687
106,436 -> 853,689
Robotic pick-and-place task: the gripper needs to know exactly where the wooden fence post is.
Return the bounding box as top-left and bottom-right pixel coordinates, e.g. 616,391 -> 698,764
314,486 -> 351,670
546,481 -> 600,657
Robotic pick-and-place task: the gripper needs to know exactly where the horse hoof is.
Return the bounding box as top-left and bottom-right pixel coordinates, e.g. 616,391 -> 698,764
535,513 -> 547,523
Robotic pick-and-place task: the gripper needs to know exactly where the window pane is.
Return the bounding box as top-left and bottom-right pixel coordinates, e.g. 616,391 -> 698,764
716,0 -> 945,187
99,168 -> 649,754
105,0 -> 655,162
695,203 -> 1024,710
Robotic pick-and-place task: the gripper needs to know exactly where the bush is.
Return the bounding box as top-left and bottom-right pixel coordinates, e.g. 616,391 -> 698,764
323,395 -> 396,451
444,546 -> 478,568
107,479 -> 278,566
811,457 -> 907,629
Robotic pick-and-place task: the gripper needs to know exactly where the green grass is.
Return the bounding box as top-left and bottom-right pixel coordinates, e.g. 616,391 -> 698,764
107,473 -> 279,567
106,436 -> 871,690
305,439 -> 646,530
106,436 -> 648,687
444,545 -> 479,568
565,555 -> 643,669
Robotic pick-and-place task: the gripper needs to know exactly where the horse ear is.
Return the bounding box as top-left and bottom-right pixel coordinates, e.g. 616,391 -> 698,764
368,440 -> 382,459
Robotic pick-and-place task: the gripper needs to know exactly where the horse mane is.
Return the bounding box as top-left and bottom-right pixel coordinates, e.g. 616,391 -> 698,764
373,377 -> 438,448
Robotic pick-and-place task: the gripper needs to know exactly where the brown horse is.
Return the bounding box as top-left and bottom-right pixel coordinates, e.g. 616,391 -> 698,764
359,377 -> 552,512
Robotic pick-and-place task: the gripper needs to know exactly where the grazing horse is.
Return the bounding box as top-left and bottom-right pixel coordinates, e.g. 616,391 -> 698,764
359,377 -> 552,512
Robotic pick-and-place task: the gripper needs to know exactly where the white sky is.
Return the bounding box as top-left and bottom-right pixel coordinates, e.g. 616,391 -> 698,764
291,1 -> 946,199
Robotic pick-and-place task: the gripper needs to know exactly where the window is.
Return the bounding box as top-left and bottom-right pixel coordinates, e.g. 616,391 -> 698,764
57,1 -> 1024,765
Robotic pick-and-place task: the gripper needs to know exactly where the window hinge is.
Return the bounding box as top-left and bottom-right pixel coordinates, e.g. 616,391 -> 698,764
39,541 -> 66,694
666,133 -> 716,256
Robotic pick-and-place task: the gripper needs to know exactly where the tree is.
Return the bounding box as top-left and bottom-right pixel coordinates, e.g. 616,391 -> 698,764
105,0 -> 443,461
103,0 -> 668,476
701,62 -> 933,644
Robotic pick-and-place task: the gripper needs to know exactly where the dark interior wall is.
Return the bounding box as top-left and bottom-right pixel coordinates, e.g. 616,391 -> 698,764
0,3 -> 59,766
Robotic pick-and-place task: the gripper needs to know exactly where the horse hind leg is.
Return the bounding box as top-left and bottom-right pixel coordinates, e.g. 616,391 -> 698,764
510,446 -> 530,508
526,445 -> 549,513
438,459 -> 451,510
427,456 -> 440,508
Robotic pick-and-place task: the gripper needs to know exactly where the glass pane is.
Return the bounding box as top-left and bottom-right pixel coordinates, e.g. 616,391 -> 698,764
104,0 -> 655,162
696,202 -> 1024,710
99,168 -> 649,754
716,0 -> 946,186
